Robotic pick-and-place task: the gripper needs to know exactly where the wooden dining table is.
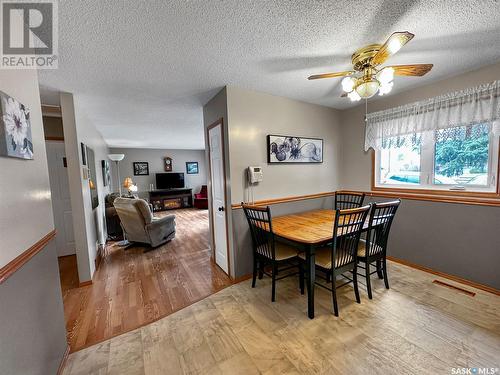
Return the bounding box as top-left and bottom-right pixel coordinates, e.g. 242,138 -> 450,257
263,209 -> 371,319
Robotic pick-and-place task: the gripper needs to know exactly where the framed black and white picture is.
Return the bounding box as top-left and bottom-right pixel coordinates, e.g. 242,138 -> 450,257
101,160 -> 111,186
80,142 -> 87,165
133,161 -> 149,176
186,161 -> 199,174
0,90 -> 33,160
267,135 -> 323,163
86,147 -> 99,209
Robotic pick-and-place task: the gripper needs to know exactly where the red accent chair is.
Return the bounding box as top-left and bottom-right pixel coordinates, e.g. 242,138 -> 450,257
194,185 -> 208,209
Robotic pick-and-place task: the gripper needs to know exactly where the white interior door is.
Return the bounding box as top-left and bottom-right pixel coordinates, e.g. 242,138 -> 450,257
46,141 -> 76,257
208,123 -> 229,274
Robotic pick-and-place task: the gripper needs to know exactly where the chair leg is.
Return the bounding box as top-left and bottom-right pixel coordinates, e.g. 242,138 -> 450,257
365,261 -> 372,299
331,274 -> 339,317
353,266 -> 361,304
252,258 -> 258,288
382,259 -> 390,289
376,259 -> 383,279
299,262 -> 305,295
271,263 -> 277,302
258,260 -> 264,279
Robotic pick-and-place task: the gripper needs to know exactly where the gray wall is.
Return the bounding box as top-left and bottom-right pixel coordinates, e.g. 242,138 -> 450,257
0,70 -> 54,268
203,87 -> 343,278
0,242 -> 68,375
340,63 -> 500,290
0,70 -> 67,374
109,147 -> 206,195
61,93 -> 111,282
364,196 -> 500,289
225,87 -> 343,278
226,86 -> 342,204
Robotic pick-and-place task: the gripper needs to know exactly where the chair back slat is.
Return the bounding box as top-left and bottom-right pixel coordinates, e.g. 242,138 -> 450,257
365,200 -> 400,257
334,192 -> 366,210
332,205 -> 370,269
242,204 -> 275,260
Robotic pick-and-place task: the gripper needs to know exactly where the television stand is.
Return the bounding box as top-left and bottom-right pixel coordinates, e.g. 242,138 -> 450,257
149,188 -> 193,211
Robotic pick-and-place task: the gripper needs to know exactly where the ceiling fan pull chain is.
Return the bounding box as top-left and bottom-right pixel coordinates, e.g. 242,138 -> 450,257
365,98 -> 368,122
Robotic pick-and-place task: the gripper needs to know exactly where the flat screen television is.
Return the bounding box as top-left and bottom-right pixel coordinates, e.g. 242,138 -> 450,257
156,172 -> 185,189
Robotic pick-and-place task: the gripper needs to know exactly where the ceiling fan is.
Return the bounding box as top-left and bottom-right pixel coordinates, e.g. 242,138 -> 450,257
307,31 -> 433,101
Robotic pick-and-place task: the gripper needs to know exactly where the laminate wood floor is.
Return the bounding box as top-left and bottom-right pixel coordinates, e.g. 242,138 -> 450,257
59,254 -> 80,292
63,261 -> 500,375
59,208 -> 232,353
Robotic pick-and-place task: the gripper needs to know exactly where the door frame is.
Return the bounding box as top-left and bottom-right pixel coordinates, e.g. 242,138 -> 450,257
206,118 -> 231,276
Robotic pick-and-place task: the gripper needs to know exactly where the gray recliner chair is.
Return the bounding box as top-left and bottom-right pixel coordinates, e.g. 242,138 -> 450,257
113,197 -> 176,248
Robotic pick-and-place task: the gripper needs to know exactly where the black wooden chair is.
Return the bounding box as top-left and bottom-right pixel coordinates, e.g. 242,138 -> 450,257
327,190 -> 365,284
299,205 -> 371,316
357,200 -> 400,299
242,203 -> 303,302
334,191 -> 366,210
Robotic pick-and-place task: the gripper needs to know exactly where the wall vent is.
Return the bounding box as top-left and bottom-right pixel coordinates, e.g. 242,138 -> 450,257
432,280 -> 476,297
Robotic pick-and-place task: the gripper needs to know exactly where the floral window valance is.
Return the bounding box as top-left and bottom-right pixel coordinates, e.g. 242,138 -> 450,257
364,80 -> 500,151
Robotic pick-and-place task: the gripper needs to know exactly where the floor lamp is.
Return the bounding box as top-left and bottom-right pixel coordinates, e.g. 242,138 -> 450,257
108,154 -> 129,246
108,153 -> 125,196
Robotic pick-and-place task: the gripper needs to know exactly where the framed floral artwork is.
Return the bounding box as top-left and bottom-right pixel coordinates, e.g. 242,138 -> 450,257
267,135 -> 323,163
0,91 -> 33,159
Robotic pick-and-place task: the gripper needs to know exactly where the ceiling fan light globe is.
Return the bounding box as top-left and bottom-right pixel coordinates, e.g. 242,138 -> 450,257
377,67 -> 394,84
341,76 -> 356,93
355,80 -> 380,99
347,90 -> 361,102
379,81 -> 394,96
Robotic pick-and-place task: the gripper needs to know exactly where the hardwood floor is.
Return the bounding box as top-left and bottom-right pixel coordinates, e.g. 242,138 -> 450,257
59,254 -> 80,292
62,260 -> 500,374
59,208 -> 232,353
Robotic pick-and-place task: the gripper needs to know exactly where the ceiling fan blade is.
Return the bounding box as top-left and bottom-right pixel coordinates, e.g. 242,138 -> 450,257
372,31 -> 415,66
389,64 -> 433,76
307,71 -> 354,80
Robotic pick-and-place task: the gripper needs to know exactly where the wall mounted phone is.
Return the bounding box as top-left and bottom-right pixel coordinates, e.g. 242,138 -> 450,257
247,166 -> 263,184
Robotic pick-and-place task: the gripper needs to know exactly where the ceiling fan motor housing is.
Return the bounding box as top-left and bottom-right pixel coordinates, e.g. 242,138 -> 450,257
351,44 -> 382,71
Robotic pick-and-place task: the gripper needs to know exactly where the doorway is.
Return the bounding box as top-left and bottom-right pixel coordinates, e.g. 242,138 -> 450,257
46,140 -> 76,257
207,119 -> 230,275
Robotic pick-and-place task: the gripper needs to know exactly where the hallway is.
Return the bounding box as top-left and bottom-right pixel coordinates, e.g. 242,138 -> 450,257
59,208 -> 232,352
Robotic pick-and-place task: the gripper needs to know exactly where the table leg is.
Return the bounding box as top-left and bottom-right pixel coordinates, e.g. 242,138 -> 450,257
306,244 -> 315,319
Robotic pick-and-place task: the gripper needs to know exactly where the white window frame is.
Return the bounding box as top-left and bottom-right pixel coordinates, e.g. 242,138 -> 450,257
374,126 -> 499,193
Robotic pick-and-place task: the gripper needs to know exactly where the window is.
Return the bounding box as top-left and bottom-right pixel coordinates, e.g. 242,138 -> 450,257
375,123 -> 499,193
434,124 -> 490,187
379,134 -> 421,186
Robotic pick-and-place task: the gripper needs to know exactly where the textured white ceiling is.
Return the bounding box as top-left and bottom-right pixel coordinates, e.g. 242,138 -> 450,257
39,0 -> 500,149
